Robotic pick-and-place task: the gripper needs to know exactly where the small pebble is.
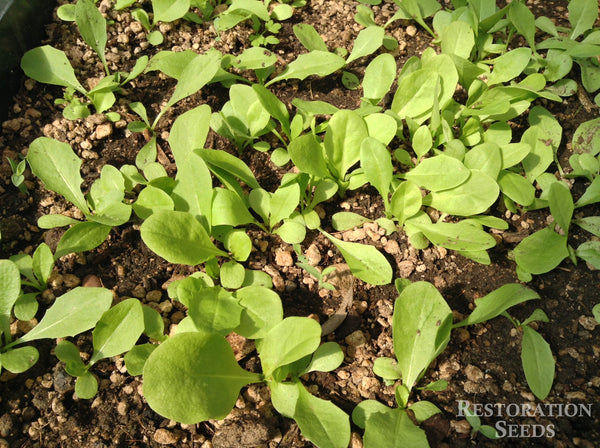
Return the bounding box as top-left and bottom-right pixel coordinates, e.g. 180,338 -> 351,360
153,428 -> 179,445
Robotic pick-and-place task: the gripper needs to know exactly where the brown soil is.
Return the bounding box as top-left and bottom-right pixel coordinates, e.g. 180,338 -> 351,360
0,1 -> 599,447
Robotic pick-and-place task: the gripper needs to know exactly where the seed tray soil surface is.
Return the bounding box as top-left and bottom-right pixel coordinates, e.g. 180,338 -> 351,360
0,0 -> 599,447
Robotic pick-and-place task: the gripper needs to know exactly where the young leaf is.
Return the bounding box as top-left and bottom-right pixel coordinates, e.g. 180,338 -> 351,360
392,282 -> 453,391
514,227 -> 569,275
324,109 -> 368,180
486,48 -> 532,86
0,260 -> 23,337
439,21 -> 474,59
391,181 -> 422,225
133,185 -> 174,220
54,221 -> 111,259
153,0 -> 191,23
266,51 -> 346,86
373,357 -> 402,380
143,332 -> 261,424
76,371 -> 98,399
406,221 -> 496,252
16,287 -> 112,343
211,188 -> 257,227
497,170 -> 535,206
426,171 -> 499,216
321,231 -> 392,285
361,137 -> 393,207
124,343 -> 157,376
331,212 -> 371,231
235,286 -> 283,339
270,381 -> 351,448
140,210 -> 227,265
302,342 -> 344,374
364,113 -> 397,146
90,298 -> 145,364
27,137 -> 89,213
508,0 -> 536,50
168,104 -> 211,166
186,286 -> 243,335
363,408 -> 429,448
270,182 -> 301,226
454,284 -> 540,327
258,316 -> 321,377
75,0 -> 108,70
405,155 -> 469,192
0,346 -> 39,373
548,182 -> 573,233
55,340 -> 87,376
288,133 -> 330,179
220,260 -> 245,290
575,241 -> 600,268
521,326 -> 555,400
32,243 -> 53,289
21,46 -> 85,93
293,23 -> 328,52
569,0 -> 598,40
347,26 -> 385,64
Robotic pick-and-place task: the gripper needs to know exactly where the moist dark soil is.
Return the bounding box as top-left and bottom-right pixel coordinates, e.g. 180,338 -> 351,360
0,1 -> 599,447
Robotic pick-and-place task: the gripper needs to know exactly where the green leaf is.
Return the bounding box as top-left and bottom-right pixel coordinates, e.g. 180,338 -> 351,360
362,54 -> 396,103
364,113 -> 397,146
321,231 -> 392,285
454,284 -> 540,327
196,148 -> 260,189
508,0 -> 536,50
521,326 -> 555,400
373,357 -> 401,380
593,304 -> 600,323
569,0 -> 598,40
361,137 -> 393,205
37,214 -> 81,229
464,142 -> 502,180
220,260 -> 245,289
572,117 -> 600,156
227,0 -> 269,20
288,133 -> 330,178
548,182 -> 573,233
487,48 -> 532,86
14,293 -> 39,321
21,46 -> 85,93
140,210 -> 227,265
124,343 -> 157,376
405,155 -> 469,192
363,408 -> 429,448
406,221 -> 496,252
27,137 -> 89,213
258,317 -> 321,377
331,212 -> 370,231
270,182 -> 300,226
75,0 -> 108,69
574,217 -> 600,237
143,332 -> 261,424
497,170 -> 535,206
347,26 -> 385,64
232,47 -> 277,70
168,104 -> 211,166
55,340 -> 87,376
393,282 -> 452,391
211,188 -> 256,227
276,220 -> 305,244
0,260 -> 23,337
235,286 -> 283,339
426,170 -> 499,216
185,286 -> 243,335
324,109 -> 369,181
293,24 -> 328,52
17,287 -> 112,343
153,0 -> 191,23
391,181 -> 422,225
90,298 -> 144,364
32,243 -> 53,289
133,185 -> 174,220
224,229 -> 253,262
270,381 -> 350,448
75,371 -> 98,399
303,342 -> 344,373
439,20 -> 474,59
54,221 -> 111,259
514,227 -> 569,275
0,346 -> 39,373
266,51 -> 346,86
575,241 -> 600,268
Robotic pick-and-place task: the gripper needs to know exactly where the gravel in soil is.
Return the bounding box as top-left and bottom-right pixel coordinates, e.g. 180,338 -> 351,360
0,1 -> 599,447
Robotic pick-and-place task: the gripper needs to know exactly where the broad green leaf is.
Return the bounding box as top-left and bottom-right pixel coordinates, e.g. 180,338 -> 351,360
454,284 -> 540,327
322,231 -> 392,285
27,137 -> 89,213
548,182 -> 573,233
405,155 -> 469,192
464,142 -> 502,180
232,46 -> 277,70
75,372 -> 98,399
324,110 -> 369,180
32,243 -> 53,288
153,0 -> 191,23
361,137 -> 393,202
390,181 -> 422,224
569,0 -> 598,40
133,185 -> 174,220
270,182 -> 300,225
14,293 -> 39,321
0,347 -> 39,373
392,69 -> 440,121
235,286 -> 283,339
55,340 -> 87,376
17,287 -> 112,342
252,84 -> 290,134
169,104 -> 211,166
223,229 -> 253,262
220,260 -> 245,289
498,170 -> 535,206
303,342 -> 344,373
124,343 -> 157,376
146,50 -> 196,79
75,0 -> 107,69
412,125 -> 432,159
572,117 -> 600,156
258,316 -> 321,376
186,286 -> 243,335
227,0 -> 269,20
293,24 -> 328,52
508,0 -> 536,49
409,401 -> 442,423
347,26 -> 385,64
573,216 -> 600,236
143,332 -> 261,424
37,214 -> 81,229
576,177 -> 600,207
575,241 -> 600,268
439,21 -> 474,59
21,46 -> 85,93
363,408 -> 429,448
164,50 -> 221,111
142,306 -> 166,341
500,142 -> 531,169
487,48 -> 532,86
426,170 -> 499,216
363,54 -> 396,103
90,298 -> 144,364
196,148 -> 260,189
514,227 -> 569,275
593,304 -> 600,323
352,400 -> 391,429
393,282 -> 452,391
0,260 -> 23,336
270,381 -> 351,448
55,221 -> 112,259
266,51 -> 346,86
544,50 -> 573,82
364,113 -> 397,146
211,188 -> 256,227
141,210 -> 227,265
521,326 -> 555,400
88,165 -> 126,215
288,133 -> 330,178
406,221 -> 496,252
373,357 -> 401,380
331,212 -> 370,231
